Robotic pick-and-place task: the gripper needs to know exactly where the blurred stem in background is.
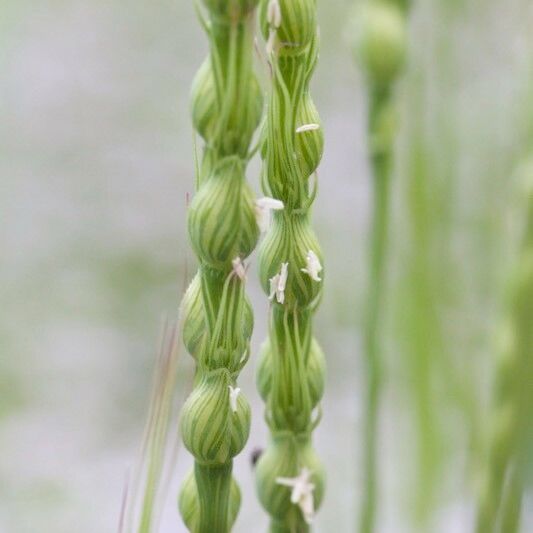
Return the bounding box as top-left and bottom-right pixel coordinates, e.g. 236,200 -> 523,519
476,161 -> 533,533
350,1 -> 410,531
394,2 -> 474,527
475,108 -> 533,531
119,321 -> 183,533
361,84 -> 392,533
394,4 -> 533,529
399,89 -> 445,524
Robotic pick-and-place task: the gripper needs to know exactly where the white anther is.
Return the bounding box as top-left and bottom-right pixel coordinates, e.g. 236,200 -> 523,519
267,0 -> 282,28
255,197 -> 284,232
232,257 -> 247,280
228,386 -> 241,413
301,250 -> 322,282
276,468 -> 315,524
296,123 -> 320,134
269,262 -> 288,304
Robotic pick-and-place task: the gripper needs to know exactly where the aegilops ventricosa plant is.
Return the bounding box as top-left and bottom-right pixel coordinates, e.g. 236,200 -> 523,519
254,0 -> 327,530
177,0 -> 263,531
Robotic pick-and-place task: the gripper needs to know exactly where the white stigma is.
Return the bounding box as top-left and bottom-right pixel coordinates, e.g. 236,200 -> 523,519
255,197 -> 284,233
228,386 -> 241,413
301,250 -> 322,282
276,467 -> 315,525
296,123 -> 320,134
232,257 -> 247,280
269,262 -> 289,304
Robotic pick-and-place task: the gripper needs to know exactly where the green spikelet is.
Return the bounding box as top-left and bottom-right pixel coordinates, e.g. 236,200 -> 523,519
256,433 -> 326,531
181,370 -> 251,464
182,274 -> 206,361
191,57 -> 263,160
257,338 -> 325,407
294,94 -> 324,178
259,214 -> 323,308
179,470 -> 242,532
255,0 -> 326,529
259,0 -> 316,58
188,157 -> 259,270
178,0 -> 263,531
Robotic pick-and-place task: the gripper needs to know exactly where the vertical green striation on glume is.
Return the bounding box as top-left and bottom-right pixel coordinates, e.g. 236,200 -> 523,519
349,1 -> 409,532
255,1 -> 326,531
178,1 -> 263,531
475,161 -> 533,533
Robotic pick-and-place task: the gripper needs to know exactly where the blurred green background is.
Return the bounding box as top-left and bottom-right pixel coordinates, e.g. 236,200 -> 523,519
0,0 -> 531,532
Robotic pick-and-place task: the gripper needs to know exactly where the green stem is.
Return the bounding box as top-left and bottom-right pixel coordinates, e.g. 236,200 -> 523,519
195,462 -> 233,533
360,86 -> 392,533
